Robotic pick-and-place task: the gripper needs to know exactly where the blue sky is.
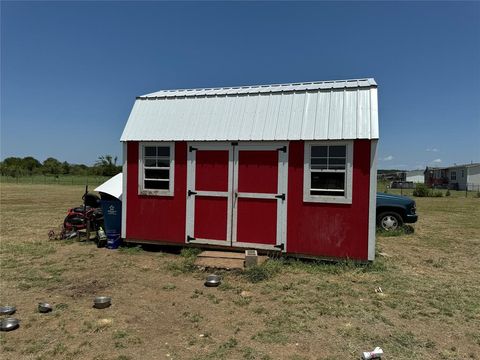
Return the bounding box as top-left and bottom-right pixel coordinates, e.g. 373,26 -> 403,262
1,1 -> 479,169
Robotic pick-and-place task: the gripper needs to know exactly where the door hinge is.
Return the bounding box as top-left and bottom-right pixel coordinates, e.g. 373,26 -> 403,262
187,235 -> 195,242
274,244 -> 284,251
189,146 -> 197,152
275,193 -> 286,201
188,190 -> 197,196
231,142 -> 238,146
277,146 -> 287,153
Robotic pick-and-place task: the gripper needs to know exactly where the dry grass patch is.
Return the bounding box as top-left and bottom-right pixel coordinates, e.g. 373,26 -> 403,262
1,184 -> 479,359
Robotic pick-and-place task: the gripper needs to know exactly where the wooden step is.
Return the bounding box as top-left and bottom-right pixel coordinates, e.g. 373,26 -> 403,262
194,250 -> 268,270
197,250 -> 245,260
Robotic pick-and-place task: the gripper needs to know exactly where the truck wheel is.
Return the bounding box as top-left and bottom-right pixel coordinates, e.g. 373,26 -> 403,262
377,212 -> 403,231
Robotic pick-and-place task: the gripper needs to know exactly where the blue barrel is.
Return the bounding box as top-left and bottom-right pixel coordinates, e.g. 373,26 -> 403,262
99,196 -> 122,249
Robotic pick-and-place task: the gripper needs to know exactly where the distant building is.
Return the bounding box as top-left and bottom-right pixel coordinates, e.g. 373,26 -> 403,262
405,170 -> 424,183
424,163 -> 480,190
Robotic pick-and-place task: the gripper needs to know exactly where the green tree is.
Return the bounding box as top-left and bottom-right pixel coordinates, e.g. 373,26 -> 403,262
94,155 -> 121,176
21,156 -> 42,175
0,157 -> 26,177
61,161 -> 71,175
43,157 -> 62,175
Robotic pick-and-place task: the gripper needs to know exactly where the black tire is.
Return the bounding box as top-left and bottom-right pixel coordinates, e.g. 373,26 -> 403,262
377,211 -> 403,231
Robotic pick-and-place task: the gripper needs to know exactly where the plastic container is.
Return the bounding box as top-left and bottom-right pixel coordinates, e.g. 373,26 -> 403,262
99,193 -> 122,250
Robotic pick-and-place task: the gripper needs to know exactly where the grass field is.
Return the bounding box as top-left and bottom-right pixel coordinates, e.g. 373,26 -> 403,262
0,175 -> 110,187
1,183 -> 479,359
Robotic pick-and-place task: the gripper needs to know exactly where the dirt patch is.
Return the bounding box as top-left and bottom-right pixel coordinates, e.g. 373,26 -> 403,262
61,279 -> 109,299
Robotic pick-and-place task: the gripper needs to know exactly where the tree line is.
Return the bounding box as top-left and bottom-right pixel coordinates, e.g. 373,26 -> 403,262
0,155 -> 122,177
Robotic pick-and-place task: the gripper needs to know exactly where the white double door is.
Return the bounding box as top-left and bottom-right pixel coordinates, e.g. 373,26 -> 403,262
186,142 -> 288,251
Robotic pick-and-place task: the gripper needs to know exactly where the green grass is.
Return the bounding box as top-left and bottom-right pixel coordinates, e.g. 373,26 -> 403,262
166,247 -> 202,274
118,244 -> 144,254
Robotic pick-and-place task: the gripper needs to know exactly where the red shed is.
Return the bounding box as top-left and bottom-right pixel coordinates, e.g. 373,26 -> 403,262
120,78 -> 379,261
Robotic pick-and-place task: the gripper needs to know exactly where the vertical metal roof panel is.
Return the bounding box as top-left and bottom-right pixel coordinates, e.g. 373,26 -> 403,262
342,89 -> 358,139
328,90 -> 344,139
300,92 -> 318,140
356,88 -> 370,139
275,93 -> 294,139
288,92 -> 306,140
313,92 -> 331,139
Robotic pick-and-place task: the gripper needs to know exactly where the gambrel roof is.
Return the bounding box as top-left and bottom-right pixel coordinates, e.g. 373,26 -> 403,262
120,78 -> 378,142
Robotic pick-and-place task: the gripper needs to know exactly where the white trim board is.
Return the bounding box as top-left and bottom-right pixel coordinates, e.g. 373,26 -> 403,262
303,140 -> 354,204
186,142 -> 234,245
368,140 -> 378,261
121,142 -> 127,239
231,142 -> 288,251
138,142 -> 175,196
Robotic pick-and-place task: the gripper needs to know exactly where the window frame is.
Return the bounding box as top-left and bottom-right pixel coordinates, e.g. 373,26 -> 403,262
138,142 -> 175,196
450,171 -> 456,181
303,140 -> 354,204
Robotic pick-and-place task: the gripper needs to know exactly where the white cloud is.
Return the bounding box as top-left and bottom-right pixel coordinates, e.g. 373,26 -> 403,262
432,158 -> 442,163
382,155 -> 394,161
426,148 -> 439,152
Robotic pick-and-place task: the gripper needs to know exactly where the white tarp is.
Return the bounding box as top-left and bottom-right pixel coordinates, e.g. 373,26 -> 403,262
94,173 -> 122,200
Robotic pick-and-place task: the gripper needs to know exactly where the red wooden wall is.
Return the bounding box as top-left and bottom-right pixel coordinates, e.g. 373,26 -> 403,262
125,140 -> 371,260
126,141 -> 187,243
286,140 -> 371,260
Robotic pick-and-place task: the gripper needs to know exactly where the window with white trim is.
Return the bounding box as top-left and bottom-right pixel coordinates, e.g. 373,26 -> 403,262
303,141 -> 353,204
139,142 -> 174,196
450,171 -> 456,181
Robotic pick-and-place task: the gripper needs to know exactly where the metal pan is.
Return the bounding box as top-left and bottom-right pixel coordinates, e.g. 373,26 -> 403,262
0,306 -> 16,316
0,318 -> 19,332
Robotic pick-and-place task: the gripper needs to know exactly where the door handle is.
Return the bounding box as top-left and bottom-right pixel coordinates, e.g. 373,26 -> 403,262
188,190 -> 197,196
275,193 -> 286,201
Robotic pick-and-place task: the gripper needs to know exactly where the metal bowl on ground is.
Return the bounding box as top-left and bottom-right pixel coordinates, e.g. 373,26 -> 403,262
93,296 -> 111,309
0,306 -> 16,316
204,274 -> 221,287
38,302 -> 53,313
0,318 -> 19,332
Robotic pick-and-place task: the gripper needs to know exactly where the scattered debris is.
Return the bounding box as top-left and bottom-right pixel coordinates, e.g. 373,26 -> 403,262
96,318 -> 113,329
362,346 -> 383,359
378,252 -> 392,258
240,291 -> 252,298
374,287 -> 383,293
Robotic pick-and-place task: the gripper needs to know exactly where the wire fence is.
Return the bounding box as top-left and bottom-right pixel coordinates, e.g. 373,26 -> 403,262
467,183 -> 480,192
1,175 -> 110,187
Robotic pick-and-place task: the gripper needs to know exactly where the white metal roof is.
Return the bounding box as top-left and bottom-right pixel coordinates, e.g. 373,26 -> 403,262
94,173 -> 123,200
120,78 -> 378,142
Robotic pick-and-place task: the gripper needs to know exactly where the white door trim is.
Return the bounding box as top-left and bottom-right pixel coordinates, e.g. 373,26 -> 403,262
185,142 -> 234,245
231,142 -> 288,251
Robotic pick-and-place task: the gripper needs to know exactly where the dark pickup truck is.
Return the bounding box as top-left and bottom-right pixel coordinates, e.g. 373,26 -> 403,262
377,192 -> 418,230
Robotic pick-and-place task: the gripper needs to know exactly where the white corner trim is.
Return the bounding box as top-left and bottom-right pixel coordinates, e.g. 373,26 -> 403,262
138,141 -> 175,196
121,141 -> 127,239
368,140 -> 378,261
303,140 -> 353,204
